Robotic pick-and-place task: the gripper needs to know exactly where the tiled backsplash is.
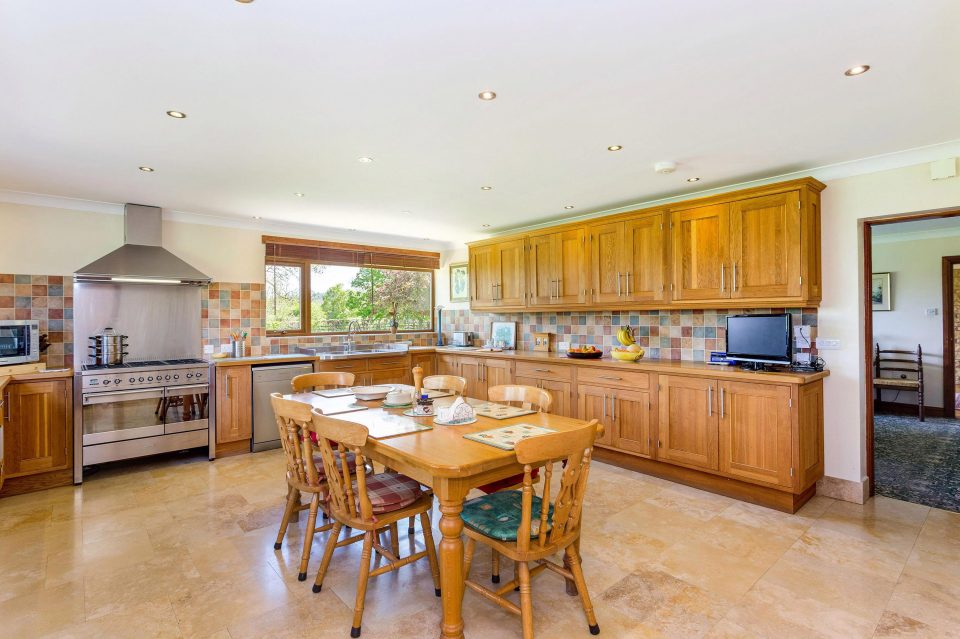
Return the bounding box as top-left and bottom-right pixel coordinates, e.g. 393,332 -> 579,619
442,308 -> 818,361
201,282 -> 436,357
0,274 -> 74,369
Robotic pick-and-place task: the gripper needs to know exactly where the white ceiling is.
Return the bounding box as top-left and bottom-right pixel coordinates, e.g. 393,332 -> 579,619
1,0 -> 959,246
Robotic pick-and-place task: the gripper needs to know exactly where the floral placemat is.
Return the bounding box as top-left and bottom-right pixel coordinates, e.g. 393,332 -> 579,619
470,402 -> 536,420
463,423 -> 557,451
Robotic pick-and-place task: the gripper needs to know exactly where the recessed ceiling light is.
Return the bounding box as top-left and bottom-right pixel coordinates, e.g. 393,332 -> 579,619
166,110 -> 187,119
138,166 -> 154,172
294,192 -> 304,197
400,210 -> 411,214
686,177 -> 701,183
478,90 -> 497,101
481,186 -> 493,190
253,216 -> 262,220
357,157 -> 374,163
607,145 -> 623,151
564,205 -> 575,210
844,64 -> 870,77
481,224 -> 491,228
235,0 -> 254,3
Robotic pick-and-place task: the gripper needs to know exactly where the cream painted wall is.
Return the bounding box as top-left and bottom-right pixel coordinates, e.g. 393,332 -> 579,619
819,164 -> 960,484
871,233 -> 960,409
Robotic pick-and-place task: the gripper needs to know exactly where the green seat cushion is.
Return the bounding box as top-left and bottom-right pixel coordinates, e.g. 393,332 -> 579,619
461,490 -> 553,542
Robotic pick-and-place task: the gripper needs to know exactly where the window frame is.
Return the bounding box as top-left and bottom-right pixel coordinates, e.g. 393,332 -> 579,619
265,257 -> 436,337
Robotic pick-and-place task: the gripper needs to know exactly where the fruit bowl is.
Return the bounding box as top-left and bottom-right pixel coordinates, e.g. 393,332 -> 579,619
611,349 -> 644,362
566,350 -> 603,359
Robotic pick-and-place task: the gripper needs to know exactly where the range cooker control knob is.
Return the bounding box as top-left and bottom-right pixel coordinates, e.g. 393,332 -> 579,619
114,378 -> 121,384
173,374 -> 179,380
138,377 -> 145,382
129,377 -> 135,383
186,373 -> 193,378
165,375 -> 171,380
103,379 -> 111,385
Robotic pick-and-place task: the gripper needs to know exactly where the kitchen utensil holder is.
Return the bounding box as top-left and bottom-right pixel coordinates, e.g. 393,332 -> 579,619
231,339 -> 245,358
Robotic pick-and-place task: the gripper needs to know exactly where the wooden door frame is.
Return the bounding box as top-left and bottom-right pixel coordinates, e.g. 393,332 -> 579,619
863,208 -> 960,496
943,255 -> 960,420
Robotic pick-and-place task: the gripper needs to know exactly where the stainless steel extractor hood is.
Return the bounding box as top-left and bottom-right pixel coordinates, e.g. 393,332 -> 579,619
74,204 -> 211,285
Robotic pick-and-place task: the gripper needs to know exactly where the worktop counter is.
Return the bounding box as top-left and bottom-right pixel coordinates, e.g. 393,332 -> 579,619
0,368 -> 73,390
209,354 -> 320,367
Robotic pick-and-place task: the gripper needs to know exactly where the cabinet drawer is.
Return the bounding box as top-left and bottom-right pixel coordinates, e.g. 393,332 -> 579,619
577,367 -> 649,389
316,359 -> 368,373
367,355 -> 410,370
515,361 -> 574,382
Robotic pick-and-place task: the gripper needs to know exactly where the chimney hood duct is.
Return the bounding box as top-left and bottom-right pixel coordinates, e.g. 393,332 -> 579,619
74,204 -> 212,286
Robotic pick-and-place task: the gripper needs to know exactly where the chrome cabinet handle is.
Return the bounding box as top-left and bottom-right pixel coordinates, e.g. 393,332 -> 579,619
707,385 -> 713,417
732,263 -> 738,292
602,393 -> 607,419
611,393 -> 616,420
2,395 -> 8,421
534,368 -> 551,373
598,375 -> 621,381
626,272 -> 632,296
719,387 -> 725,418
556,278 -> 562,298
617,272 -> 622,296
225,378 -> 231,399
720,264 -> 725,292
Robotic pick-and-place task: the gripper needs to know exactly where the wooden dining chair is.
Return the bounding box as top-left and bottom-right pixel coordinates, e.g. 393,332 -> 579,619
873,343 -> 925,421
422,374 -> 467,396
291,371 -> 356,393
487,384 -> 553,413
308,409 -> 441,638
461,420 -> 601,639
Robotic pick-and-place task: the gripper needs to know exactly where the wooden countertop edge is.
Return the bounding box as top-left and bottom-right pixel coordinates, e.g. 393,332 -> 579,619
0,368 -> 74,384
210,355 -> 321,367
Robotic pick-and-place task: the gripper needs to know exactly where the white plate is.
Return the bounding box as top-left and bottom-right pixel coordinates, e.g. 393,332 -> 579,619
433,416 -> 478,426
382,402 -> 412,408
349,385 -> 394,401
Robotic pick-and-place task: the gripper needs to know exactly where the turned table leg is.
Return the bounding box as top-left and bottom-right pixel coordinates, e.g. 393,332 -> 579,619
435,478 -> 469,639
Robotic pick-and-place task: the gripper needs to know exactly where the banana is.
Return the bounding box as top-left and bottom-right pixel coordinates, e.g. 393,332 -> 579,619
617,326 -> 635,346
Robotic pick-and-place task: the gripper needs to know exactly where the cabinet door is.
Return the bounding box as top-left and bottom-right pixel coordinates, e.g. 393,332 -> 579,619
614,388 -> 653,458
482,358 -> 513,398
729,191 -> 801,299
495,239 -> 527,306
437,354 -> 459,377
458,357 -> 484,399
514,376 -> 572,417
470,245 -> 498,308
3,379 -> 69,477
412,353 -> 437,379
576,384 -> 614,446
527,233 -> 555,306
658,375 -> 718,470
369,368 -> 408,386
216,366 -> 252,444
718,381 -> 793,487
555,227 -> 588,306
671,204 -> 730,301
624,213 -> 666,303
590,221 -> 626,305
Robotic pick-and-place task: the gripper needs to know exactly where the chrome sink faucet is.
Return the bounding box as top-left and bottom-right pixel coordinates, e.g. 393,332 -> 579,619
345,320 -> 361,352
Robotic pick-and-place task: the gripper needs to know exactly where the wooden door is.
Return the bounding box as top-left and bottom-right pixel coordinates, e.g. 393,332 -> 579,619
514,377 -> 572,417
368,369 -> 408,386
470,245 -> 497,308
437,354 -> 459,377
527,233 -> 555,306
555,227 -> 588,305
411,353 -> 437,379
658,375 -> 718,470
576,384 -> 614,446
671,204 -> 730,301
482,358 -> 513,398
216,366 -> 252,444
729,191 -> 801,299
495,239 -> 526,306
458,357 -> 484,399
590,221 -> 625,305
718,381 -> 793,487
3,379 -> 69,477
614,388 -> 654,457
623,212 -> 666,303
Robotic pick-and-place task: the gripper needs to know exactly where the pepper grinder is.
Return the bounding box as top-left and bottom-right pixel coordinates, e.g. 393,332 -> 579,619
412,364 -> 424,400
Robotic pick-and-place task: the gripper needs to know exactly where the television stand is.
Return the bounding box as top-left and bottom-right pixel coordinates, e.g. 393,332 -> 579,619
739,362 -> 770,372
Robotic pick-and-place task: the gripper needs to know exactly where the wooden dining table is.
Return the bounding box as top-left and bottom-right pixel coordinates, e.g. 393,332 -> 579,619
282,388 -> 597,639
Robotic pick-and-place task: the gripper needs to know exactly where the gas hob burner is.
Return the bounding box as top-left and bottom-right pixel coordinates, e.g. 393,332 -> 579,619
162,358 -> 206,365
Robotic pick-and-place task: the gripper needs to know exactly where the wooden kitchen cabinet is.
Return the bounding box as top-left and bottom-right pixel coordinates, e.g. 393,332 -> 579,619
576,384 -> 614,447
366,368 -> 409,386
514,376 -> 573,417
437,354 -> 459,377
469,239 -> 526,309
470,244 -> 498,308
729,191 -> 802,300
411,352 -> 437,379
623,212 -> 667,304
527,227 -> 588,306
216,366 -> 252,445
2,378 -> 70,478
657,375 -> 719,471
670,203 -> 730,302
612,388 -> 654,457
589,221 -> 626,305
718,380 -> 793,487
442,354 -> 512,400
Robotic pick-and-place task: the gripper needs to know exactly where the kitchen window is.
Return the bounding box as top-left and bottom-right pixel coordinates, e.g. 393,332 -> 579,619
263,237 -> 439,336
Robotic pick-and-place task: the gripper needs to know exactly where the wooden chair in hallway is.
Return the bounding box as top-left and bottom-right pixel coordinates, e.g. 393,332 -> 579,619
873,343 -> 925,421
291,371 -> 355,393
488,384 -> 554,413
308,409 -> 441,638
461,420 -> 601,639
422,374 -> 467,396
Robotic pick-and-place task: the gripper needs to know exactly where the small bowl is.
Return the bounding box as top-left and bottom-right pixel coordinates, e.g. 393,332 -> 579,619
566,350 -> 603,359
611,350 -> 643,362
350,385 -> 394,401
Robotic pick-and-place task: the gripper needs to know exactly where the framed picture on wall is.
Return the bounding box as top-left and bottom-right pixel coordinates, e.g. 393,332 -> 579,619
490,321 -> 517,350
449,262 -> 469,303
872,272 -> 892,311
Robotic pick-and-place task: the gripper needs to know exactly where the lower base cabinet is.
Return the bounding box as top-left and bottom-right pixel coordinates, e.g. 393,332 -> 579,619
657,375 -> 719,471
215,366 -> 252,445
718,380 -> 793,488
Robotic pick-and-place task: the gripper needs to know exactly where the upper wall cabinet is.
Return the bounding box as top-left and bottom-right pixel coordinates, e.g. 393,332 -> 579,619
467,177 -> 824,312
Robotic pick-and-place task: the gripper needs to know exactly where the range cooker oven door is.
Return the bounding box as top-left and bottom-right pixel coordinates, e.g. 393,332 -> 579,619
161,384 -> 209,434
83,388 -> 165,445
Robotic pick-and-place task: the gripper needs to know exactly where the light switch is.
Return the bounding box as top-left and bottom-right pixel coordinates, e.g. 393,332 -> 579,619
817,338 -> 841,350
925,308 -> 939,317
203,344 -> 214,354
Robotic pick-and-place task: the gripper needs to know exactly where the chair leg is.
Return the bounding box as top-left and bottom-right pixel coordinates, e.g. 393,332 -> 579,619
312,521 -> 342,593
420,511 -> 441,596
518,561 -> 534,639
491,550 -> 501,583
389,522 -> 400,558
408,514 -> 416,535
297,494 -> 320,581
274,485 -> 299,550
566,544 -> 599,635
515,560 -> 521,591
351,531 -> 375,638
463,536 -> 476,578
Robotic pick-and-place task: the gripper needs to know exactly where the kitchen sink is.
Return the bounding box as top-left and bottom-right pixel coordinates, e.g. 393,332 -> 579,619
297,343 -> 410,359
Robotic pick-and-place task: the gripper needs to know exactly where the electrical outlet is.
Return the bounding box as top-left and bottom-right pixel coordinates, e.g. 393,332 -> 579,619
220,344 -> 232,353
794,325 -> 812,349
795,352 -> 811,364
558,341 -> 570,351
203,344 -> 214,354
817,338 -> 841,350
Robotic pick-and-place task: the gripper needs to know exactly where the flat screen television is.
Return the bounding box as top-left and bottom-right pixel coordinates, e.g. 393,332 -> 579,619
725,313 -> 793,370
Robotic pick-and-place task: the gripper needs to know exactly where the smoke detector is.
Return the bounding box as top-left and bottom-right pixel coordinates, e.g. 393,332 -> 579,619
654,161 -> 678,174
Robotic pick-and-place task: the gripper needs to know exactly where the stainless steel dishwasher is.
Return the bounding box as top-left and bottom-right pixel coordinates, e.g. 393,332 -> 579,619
251,363 -> 314,452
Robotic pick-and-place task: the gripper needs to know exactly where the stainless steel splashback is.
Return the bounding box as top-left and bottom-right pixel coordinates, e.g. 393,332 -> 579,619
74,282 -> 201,363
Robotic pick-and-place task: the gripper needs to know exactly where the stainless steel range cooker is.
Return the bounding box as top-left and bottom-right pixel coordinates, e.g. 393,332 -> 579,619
74,358 -> 209,481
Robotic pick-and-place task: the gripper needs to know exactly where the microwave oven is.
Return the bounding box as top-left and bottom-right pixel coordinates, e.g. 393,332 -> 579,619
0,320 -> 40,365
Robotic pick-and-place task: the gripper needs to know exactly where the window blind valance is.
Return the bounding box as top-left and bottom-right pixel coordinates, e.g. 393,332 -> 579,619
262,235 -> 440,270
